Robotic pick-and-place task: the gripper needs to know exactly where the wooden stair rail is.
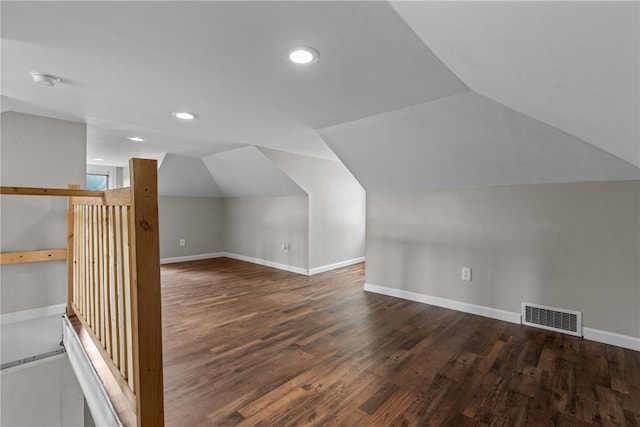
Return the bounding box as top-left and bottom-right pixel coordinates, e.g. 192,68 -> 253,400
69,158 -> 164,427
0,249 -> 67,265
1,158 -> 164,427
0,186 -> 104,197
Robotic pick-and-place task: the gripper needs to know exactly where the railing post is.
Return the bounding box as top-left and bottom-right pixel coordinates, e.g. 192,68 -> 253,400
67,184 -> 80,315
128,158 -> 164,427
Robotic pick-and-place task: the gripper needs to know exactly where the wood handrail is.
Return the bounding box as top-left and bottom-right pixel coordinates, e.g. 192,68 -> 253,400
71,187 -> 131,206
1,186 -> 104,197
0,249 -> 67,265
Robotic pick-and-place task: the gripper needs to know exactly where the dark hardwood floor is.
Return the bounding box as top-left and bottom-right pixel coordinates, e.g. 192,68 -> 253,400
161,258 -> 640,426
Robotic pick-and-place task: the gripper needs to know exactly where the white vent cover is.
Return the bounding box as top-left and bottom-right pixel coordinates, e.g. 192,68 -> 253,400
521,302 -> 582,337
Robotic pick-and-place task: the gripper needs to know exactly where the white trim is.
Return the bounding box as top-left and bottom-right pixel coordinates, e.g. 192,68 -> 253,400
364,283 -> 640,352
363,283 -> 521,324
62,316 -> 123,427
223,252 -> 308,276
1,304 -> 66,326
160,252 -> 225,265
584,327 -> 640,352
159,252 -> 308,275
308,257 -> 366,276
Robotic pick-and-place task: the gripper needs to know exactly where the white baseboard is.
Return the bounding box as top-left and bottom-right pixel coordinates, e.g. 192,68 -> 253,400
363,283 -> 640,352
583,327 -> 640,352
223,253 -> 308,276
159,251 -> 306,275
308,257 -> 365,276
364,283 -> 521,324
160,252 -> 225,264
160,252 -> 363,277
1,304 -> 66,326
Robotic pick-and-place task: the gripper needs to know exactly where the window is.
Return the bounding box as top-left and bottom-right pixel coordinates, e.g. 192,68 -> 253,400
86,173 -> 109,191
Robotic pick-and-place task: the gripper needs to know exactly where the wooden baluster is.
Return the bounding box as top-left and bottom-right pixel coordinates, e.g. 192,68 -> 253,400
67,184 -> 80,315
121,207 -> 133,389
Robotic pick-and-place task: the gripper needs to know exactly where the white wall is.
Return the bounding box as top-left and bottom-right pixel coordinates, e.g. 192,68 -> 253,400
155,147 -> 364,273
1,112 -> 86,364
159,196 -> 224,260
1,354 -> 85,426
223,195 -> 309,271
365,181 -> 640,341
261,148 -> 366,270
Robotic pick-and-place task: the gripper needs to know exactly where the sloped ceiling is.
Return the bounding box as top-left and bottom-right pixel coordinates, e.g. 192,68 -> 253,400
260,147 -> 365,195
1,1 -> 466,163
158,154 -> 222,197
86,121 -> 244,167
320,92 -> 639,191
391,1 -> 640,167
202,147 -> 304,198
2,1 -> 638,193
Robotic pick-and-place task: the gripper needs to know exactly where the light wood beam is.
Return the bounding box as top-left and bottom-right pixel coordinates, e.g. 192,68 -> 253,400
1,249 -> 67,265
1,186 -> 103,197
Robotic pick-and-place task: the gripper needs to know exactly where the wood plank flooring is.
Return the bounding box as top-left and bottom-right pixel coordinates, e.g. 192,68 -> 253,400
161,258 -> 640,426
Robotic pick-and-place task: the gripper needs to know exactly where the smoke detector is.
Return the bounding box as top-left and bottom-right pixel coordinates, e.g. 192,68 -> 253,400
30,72 -> 61,87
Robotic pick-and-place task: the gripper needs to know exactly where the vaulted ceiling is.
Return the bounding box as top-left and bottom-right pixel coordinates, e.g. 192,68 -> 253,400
321,92 -> 639,191
2,1 -> 638,193
203,147 -> 304,198
391,1 -> 639,167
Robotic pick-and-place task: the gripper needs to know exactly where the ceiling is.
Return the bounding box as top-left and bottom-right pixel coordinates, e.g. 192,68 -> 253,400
390,1 -> 640,167
2,1 -> 638,191
1,1 -> 465,165
158,154 -> 222,197
202,147 -> 304,198
320,92 -> 639,191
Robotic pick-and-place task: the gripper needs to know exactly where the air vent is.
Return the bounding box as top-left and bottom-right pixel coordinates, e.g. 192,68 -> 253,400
521,302 -> 582,337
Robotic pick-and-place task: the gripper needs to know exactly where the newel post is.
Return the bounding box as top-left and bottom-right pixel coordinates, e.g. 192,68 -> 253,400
128,158 -> 164,427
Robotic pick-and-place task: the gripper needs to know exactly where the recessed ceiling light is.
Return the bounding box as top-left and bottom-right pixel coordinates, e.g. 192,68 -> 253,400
127,136 -> 145,142
172,111 -> 198,120
93,158 -> 105,162
30,72 -> 61,87
288,47 -> 319,65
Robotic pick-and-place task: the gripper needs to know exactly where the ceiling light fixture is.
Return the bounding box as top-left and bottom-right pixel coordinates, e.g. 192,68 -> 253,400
172,111 -> 198,120
93,158 -> 105,162
288,47 -> 319,65
127,136 -> 145,142
30,72 -> 61,87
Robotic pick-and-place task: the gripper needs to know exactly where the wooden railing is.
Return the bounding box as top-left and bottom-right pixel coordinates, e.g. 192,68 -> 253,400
0,158 -> 164,427
70,192 -> 136,404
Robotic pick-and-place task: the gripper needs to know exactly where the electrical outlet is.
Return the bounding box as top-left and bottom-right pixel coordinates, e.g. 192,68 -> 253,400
179,238 -> 186,247
461,267 -> 472,281
282,243 -> 289,253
